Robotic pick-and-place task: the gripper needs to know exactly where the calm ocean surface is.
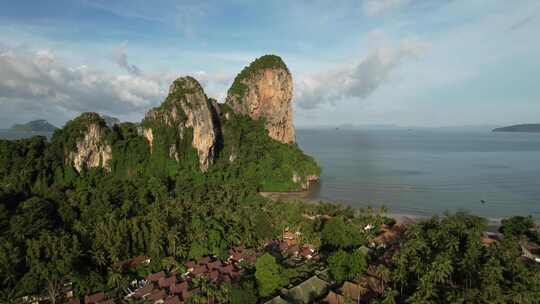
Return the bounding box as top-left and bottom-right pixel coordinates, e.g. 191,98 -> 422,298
2,129 -> 540,221
296,128 -> 540,222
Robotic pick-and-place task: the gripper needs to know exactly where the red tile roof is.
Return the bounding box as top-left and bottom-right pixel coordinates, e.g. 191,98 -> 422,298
133,284 -> 154,298
209,270 -> 220,282
219,264 -> 235,274
279,242 -> 289,252
170,281 -> 189,295
180,289 -> 191,301
146,271 -> 166,282
130,256 -> 151,267
185,261 -> 196,270
146,289 -> 167,302
191,265 -> 208,276
116,255 -> 151,270
165,295 -> 182,304
287,245 -> 300,255
159,275 -> 177,288
207,260 -> 223,270
323,291 -> 346,304
84,292 -> 106,304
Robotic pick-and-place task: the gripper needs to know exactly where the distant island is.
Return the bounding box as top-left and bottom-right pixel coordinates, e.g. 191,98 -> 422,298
493,124 -> 540,133
10,119 -> 57,132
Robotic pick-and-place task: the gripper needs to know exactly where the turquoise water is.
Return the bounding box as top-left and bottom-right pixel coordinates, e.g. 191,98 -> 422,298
296,129 -> 540,221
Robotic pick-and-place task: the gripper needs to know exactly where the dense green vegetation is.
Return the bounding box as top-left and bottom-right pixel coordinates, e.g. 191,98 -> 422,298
385,212 -> 540,303
1,89 -> 539,303
216,104 -> 320,192
0,86 -> 321,303
327,249 -> 367,284
255,253 -> 288,297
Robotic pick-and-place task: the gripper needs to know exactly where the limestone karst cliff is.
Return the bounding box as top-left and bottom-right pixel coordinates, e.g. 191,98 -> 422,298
142,76 -> 218,171
226,55 -> 295,144
59,113 -> 112,173
51,55 -> 319,191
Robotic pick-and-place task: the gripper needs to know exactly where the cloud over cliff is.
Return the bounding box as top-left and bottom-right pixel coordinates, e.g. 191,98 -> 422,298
0,45 -> 164,125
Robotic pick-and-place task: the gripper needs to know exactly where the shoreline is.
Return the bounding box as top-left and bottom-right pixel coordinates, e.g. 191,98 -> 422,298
259,191 -> 504,232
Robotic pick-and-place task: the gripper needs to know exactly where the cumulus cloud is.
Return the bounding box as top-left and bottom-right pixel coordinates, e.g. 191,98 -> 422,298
113,41 -> 142,75
295,37 -> 426,110
0,46 -> 165,126
363,0 -> 411,16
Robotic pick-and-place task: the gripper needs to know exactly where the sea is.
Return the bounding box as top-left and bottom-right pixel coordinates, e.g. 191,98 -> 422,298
2,128 -> 540,222
296,128 -> 540,223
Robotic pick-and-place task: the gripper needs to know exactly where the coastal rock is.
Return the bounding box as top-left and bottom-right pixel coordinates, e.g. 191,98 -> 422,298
143,76 -> 218,171
66,113 -> 112,173
226,55 -> 295,144
293,172 -> 319,190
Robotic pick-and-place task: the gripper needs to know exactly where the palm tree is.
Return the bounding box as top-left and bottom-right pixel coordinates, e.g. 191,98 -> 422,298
0,283 -> 22,304
91,249 -> 108,269
107,267 -> 123,289
367,265 -> 391,295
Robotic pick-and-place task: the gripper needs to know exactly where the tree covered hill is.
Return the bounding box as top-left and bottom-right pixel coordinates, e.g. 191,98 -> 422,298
0,55 -> 321,302
10,119 -> 57,132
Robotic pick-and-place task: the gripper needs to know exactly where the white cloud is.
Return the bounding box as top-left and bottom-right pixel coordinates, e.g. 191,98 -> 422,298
295,36 -> 426,110
0,44 -> 241,127
113,41 -> 142,76
0,46 -> 165,126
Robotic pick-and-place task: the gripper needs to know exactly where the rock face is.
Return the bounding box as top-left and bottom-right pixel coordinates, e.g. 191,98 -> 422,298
226,55 -> 295,144
143,76 -> 218,171
66,113 -> 112,173
292,173 -> 319,190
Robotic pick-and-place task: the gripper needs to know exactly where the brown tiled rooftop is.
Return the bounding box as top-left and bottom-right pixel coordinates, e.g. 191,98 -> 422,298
133,284 -> 154,299
185,261 -> 196,270
209,270 -> 220,282
323,291 -> 346,304
130,256 -> 151,268
341,281 -> 367,301
146,289 -> 167,302
159,275 -> 177,288
84,292 -> 106,304
191,265 -> 208,276
164,295 -> 182,304
170,281 -> 189,295
207,260 -> 223,270
146,271 -> 166,282
219,264 -> 235,274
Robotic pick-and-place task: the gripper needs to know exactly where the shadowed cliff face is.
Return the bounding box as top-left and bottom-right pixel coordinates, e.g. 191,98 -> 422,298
60,112 -> 112,173
226,55 -> 295,144
70,123 -> 112,173
143,76 -> 218,171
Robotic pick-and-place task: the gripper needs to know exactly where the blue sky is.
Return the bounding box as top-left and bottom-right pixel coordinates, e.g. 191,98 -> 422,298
0,0 -> 539,128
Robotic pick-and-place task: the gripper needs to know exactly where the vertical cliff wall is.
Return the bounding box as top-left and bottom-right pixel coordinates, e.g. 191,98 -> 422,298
226,55 -> 295,144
